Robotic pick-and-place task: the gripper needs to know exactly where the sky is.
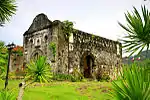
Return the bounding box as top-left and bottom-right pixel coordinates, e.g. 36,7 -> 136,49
0,0 -> 149,56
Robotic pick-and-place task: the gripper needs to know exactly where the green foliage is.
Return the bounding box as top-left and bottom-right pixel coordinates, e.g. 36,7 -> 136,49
0,89 -> 15,100
25,56 -> 52,83
0,0 -> 17,26
62,20 -> 76,39
71,67 -> 84,82
49,42 -> 56,58
119,5 -> 150,56
12,50 -> 23,56
52,74 -> 74,81
134,58 -> 150,66
0,41 -> 7,80
111,64 -> 150,100
95,69 -> 110,82
101,73 -> 110,82
91,33 -> 95,40
52,68 -> 84,82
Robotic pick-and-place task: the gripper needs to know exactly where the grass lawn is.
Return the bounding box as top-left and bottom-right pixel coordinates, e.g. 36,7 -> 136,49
0,80 -> 113,100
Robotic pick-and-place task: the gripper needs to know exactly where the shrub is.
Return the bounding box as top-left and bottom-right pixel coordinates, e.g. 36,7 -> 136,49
52,72 -> 84,82
71,67 -> 84,82
95,67 -> 110,81
95,67 -> 102,81
101,72 -> 110,82
52,74 -> 73,81
9,71 -> 25,80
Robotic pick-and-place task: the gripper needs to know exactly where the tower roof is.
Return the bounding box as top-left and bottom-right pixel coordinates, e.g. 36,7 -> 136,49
23,13 -> 52,36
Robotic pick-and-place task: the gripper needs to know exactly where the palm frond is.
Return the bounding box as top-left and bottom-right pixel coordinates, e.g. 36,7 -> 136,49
119,5 -> 150,57
0,0 -> 17,24
111,64 -> 150,100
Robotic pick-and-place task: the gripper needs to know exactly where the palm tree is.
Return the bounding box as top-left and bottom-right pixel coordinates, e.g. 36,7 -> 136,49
17,56 -> 52,100
0,0 -> 17,26
119,5 -> 150,57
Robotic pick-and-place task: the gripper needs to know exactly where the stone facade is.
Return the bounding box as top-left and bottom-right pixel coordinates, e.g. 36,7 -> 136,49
23,13 -> 122,79
10,54 -> 24,72
10,46 -> 24,72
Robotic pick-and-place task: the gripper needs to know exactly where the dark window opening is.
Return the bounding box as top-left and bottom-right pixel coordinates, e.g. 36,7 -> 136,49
33,53 -> 39,61
44,35 -> 48,41
83,55 -> 94,78
30,39 -> 33,44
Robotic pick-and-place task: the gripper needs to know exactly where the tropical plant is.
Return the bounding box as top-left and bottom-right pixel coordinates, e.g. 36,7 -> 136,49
0,89 -> 15,100
17,56 -> 52,100
111,63 -> 150,100
119,5 -> 150,56
25,56 -> 52,83
0,41 -> 7,80
0,0 -> 17,26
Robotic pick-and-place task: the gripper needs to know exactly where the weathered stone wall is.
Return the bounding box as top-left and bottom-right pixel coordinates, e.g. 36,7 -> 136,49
23,13 -> 122,79
54,21 -> 69,74
10,54 -> 23,72
23,14 -> 53,67
50,21 -> 68,73
23,28 -> 51,63
69,31 -> 122,78
23,14 -> 69,74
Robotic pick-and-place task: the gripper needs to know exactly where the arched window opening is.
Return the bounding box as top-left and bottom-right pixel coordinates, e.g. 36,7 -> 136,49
37,39 -> 39,44
44,35 -> 48,41
30,39 -> 33,44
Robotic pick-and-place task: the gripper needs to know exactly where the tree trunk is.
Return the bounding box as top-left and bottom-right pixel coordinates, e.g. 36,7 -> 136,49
17,82 -> 26,100
17,81 -> 35,100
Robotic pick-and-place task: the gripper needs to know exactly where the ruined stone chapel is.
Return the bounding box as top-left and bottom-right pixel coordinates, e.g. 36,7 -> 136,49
23,13 -> 122,78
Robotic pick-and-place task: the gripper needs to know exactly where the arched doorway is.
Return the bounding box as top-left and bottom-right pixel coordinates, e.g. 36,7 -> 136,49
33,52 -> 40,60
81,52 -> 95,78
83,55 -> 94,78
30,49 -> 43,61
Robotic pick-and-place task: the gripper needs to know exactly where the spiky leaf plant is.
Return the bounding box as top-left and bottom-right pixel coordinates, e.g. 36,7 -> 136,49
25,56 -> 52,83
119,5 -> 150,56
0,89 -> 15,100
111,64 -> 150,100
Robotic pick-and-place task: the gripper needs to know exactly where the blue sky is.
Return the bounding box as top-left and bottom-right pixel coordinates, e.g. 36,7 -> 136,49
0,0 -> 149,56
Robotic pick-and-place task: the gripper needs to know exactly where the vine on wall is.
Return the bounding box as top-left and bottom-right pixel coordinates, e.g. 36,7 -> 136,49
49,42 -> 56,58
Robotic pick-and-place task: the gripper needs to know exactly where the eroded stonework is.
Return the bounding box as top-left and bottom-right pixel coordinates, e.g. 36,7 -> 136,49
23,13 -> 122,79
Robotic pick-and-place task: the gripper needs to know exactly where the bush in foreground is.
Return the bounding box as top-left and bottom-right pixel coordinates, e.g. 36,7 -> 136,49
111,63 -> 150,100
